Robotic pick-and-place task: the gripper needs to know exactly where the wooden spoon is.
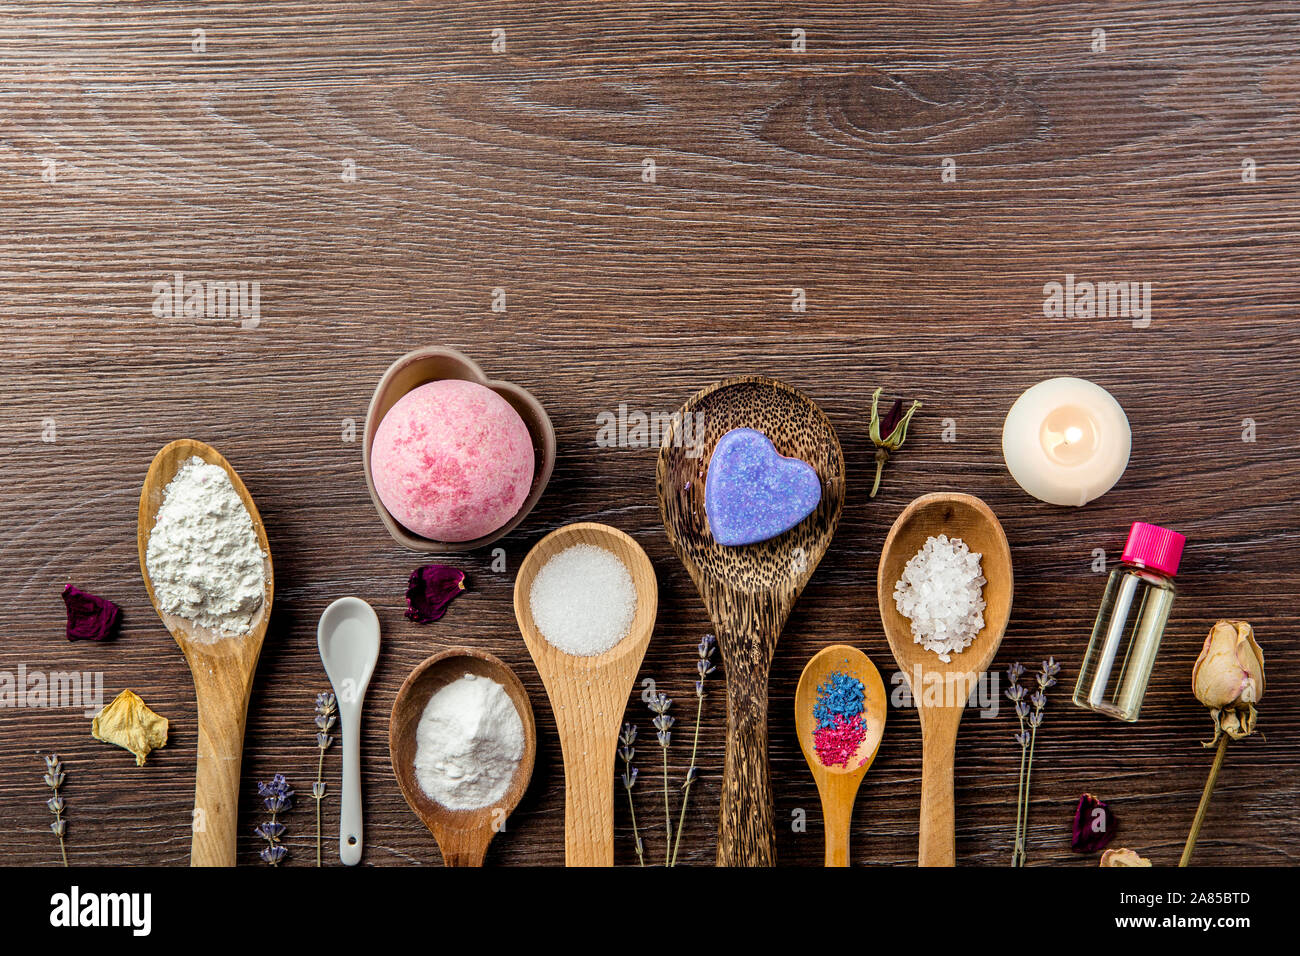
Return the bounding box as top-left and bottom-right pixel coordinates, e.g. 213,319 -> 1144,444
137,439 -> 274,867
513,522 -> 657,866
794,644 -> 887,866
877,493 -> 1013,866
657,377 -> 845,866
389,647 -> 537,866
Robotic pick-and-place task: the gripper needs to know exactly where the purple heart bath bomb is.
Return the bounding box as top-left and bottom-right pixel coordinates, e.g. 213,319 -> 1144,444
704,427 -> 823,546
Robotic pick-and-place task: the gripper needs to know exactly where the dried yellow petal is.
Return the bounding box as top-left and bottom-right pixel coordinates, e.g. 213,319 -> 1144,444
91,690 -> 168,766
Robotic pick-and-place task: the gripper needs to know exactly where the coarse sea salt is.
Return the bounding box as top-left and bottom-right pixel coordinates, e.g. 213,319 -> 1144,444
893,533 -> 986,663
529,544 -> 637,657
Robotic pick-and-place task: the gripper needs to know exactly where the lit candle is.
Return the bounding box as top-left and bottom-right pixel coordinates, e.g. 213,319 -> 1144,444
1001,378 -> 1130,506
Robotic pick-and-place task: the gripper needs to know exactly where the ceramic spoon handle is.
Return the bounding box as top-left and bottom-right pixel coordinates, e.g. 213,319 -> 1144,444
339,703 -> 363,865
717,653 -> 776,866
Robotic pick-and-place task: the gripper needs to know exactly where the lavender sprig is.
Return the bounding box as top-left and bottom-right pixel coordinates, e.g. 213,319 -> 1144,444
43,755 -> 68,867
618,723 -> 644,866
256,774 -> 293,866
647,692 -> 674,866
1009,658 -> 1060,866
1005,662 -> 1028,866
671,634 -> 715,866
312,692 -> 337,867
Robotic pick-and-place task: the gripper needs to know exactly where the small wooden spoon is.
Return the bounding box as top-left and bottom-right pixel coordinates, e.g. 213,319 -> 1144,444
877,493 -> 1013,867
795,644 -> 887,867
389,648 -> 537,866
657,377 -> 845,866
513,522 -> 657,866
137,439 -> 274,867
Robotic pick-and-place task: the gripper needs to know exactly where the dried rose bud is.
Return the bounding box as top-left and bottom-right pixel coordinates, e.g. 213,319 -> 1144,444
868,387 -> 922,497
1192,620 -> 1264,743
404,565 -> 466,623
62,584 -> 120,641
1071,793 -> 1117,853
1100,847 -> 1151,867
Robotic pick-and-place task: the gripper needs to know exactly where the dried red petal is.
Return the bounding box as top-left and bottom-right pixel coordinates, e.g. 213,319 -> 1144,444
404,565 -> 466,623
1072,792 -> 1117,853
62,584 -> 121,641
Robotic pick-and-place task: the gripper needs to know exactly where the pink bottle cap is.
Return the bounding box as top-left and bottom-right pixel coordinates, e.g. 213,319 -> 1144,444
1121,522 -> 1185,576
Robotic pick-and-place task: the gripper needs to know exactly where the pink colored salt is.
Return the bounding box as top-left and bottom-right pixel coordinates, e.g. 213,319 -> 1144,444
371,379 -> 534,542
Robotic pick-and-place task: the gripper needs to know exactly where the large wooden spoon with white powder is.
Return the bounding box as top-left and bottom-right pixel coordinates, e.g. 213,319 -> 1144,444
138,439 -> 273,867
877,493 -> 1012,866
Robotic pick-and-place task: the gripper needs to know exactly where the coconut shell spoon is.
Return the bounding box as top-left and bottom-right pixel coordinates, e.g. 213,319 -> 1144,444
138,439 -> 273,867
657,377 -> 845,866
795,644 -> 887,866
877,492 -> 1013,866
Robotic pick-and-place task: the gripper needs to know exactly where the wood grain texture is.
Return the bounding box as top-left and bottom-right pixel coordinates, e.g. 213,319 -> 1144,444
657,376 -> 846,864
1,1 -> 1298,867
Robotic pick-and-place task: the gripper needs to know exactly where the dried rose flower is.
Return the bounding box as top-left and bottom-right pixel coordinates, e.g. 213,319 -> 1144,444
62,584 -> 120,641
1071,793 -> 1117,853
90,690 -> 169,766
1192,620 -> 1265,743
404,565 -> 466,623
1100,847 -> 1151,867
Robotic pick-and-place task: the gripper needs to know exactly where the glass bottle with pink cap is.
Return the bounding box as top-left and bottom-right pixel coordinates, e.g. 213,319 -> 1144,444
1073,522 -> 1187,722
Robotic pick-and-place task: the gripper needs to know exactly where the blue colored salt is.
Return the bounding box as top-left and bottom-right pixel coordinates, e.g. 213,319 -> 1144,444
704,427 -> 822,546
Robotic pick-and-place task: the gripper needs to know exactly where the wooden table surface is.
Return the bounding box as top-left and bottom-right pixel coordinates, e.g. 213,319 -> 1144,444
2,2 -> 1297,867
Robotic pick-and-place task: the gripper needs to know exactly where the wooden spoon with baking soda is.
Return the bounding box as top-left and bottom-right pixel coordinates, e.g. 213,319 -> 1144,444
514,522 -> 658,866
795,644 -> 887,866
138,439 -> 274,867
877,493 -> 1013,866
389,648 -> 536,866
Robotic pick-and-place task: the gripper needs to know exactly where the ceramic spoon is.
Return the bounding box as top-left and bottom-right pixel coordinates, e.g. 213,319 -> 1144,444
138,439 -> 274,867
317,597 -> 381,866
877,492 -> 1013,866
657,377 -> 845,866
795,644 -> 887,866
390,648 -> 537,866
514,522 -> 657,866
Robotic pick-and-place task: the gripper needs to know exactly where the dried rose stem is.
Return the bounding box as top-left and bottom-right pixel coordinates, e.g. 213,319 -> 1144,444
1180,735 -> 1228,867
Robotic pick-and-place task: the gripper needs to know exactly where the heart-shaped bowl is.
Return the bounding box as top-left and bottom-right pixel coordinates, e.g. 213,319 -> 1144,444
364,347 -> 556,552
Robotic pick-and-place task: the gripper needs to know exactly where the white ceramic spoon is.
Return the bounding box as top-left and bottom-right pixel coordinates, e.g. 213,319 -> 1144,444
317,597 -> 382,866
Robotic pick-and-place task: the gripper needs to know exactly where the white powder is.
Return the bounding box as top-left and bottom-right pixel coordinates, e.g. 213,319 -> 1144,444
145,456 -> 267,638
893,533 -> 986,663
528,544 -> 637,656
414,673 -> 524,811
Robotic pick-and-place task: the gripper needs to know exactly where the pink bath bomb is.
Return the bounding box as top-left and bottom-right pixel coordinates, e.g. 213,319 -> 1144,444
371,379 -> 535,542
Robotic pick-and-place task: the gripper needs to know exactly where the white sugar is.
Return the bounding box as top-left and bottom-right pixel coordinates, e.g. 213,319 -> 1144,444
529,544 -> 637,657
893,534 -> 986,663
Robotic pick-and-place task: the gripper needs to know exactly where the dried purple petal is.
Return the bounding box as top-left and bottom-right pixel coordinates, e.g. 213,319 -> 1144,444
62,584 -> 120,641
404,565 -> 466,623
1072,793 -> 1117,853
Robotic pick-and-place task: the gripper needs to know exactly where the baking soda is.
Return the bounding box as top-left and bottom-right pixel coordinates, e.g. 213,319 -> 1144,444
414,673 -> 524,811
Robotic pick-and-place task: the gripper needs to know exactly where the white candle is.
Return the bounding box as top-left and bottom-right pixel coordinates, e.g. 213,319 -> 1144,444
1002,378 -> 1130,506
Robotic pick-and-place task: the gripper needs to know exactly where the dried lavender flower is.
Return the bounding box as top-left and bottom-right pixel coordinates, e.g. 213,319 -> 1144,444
44,755 -> 67,867
312,692 -> 337,867
255,774 -> 293,866
617,722 -> 644,866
